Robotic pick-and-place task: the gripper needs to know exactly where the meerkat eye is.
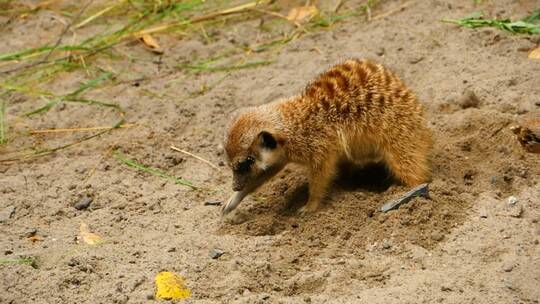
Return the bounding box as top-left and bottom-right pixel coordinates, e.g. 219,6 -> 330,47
235,157 -> 254,173
259,131 -> 277,149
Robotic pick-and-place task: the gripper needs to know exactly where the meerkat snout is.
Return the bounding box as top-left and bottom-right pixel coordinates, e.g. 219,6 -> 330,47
222,58 -> 432,215
222,126 -> 288,215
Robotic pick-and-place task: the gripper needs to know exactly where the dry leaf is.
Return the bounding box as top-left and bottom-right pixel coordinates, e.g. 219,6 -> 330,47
528,46 -> 540,59
155,272 -> 191,300
78,223 -> 103,245
138,34 -> 164,54
287,6 -> 318,23
27,236 -> 43,243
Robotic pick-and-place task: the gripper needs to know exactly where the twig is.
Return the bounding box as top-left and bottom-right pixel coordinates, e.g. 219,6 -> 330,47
76,1 -> 125,29
29,123 -> 135,134
0,120 -> 124,163
170,145 -> 220,170
43,0 -> 95,62
132,0 -> 270,37
250,8 -> 302,28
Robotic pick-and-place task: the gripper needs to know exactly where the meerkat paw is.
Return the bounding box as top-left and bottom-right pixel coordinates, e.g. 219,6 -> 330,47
297,201 -> 320,215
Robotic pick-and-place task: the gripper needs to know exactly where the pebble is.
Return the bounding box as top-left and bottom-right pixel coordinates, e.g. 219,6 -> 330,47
508,205 -> 523,218
259,293 -> 270,301
502,263 -> 514,272
74,196 -> 93,210
479,211 -> 488,218
146,294 -> 154,300
431,231 -> 444,242
204,201 -> 222,206
440,285 -> 452,292
459,90 -> 481,109
210,249 -> 224,259
507,196 -> 518,205
24,228 -> 38,238
0,205 -> 15,222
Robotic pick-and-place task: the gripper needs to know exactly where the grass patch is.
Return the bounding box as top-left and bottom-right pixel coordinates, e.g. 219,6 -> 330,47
0,256 -> 38,268
24,72 -> 115,117
443,10 -> 540,35
114,151 -> 196,189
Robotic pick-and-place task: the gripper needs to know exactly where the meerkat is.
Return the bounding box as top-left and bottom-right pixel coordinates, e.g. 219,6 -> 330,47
222,58 -> 433,215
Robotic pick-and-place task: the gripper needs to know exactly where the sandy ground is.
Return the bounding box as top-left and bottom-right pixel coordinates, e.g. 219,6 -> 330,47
1,0 -> 540,303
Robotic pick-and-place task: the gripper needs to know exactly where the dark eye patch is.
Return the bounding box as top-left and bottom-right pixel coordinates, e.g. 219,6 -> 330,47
235,157 -> 254,174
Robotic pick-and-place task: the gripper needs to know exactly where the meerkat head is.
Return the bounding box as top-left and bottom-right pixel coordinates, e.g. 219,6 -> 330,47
222,110 -> 287,215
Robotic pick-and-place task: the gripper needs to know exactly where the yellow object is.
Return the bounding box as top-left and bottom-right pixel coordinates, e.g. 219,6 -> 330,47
79,223 -> 103,245
155,272 -> 191,300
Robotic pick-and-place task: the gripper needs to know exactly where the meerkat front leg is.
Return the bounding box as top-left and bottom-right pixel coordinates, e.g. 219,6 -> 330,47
299,156 -> 338,214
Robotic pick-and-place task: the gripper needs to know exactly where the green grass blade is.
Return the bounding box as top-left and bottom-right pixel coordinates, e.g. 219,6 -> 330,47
0,257 -> 38,268
64,98 -> 123,111
180,60 -> 272,73
0,45 -> 89,62
443,11 -> 540,34
67,72 -> 113,97
522,9 -> 540,24
24,97 -> 59,117
114,151 -> 196,189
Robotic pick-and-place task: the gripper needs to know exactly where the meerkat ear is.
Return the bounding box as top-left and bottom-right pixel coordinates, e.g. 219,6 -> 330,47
258,131 -> 277,149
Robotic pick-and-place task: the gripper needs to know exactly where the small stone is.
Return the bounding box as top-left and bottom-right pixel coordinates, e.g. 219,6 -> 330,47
508,205 -> 523,218
259,293 -> 270,301
479,211 -> 488,218
218,161 -> 225,167
431,232 -> 444,241
409,56 -> 424,64
535,101 -> 540,107
459,90 -> 481,109
341,231 -> 352,240
0,206 -> 15,222
74,196 -> 93,210
210,249 -> 224,259
441,285 -> 452,292
375,47 -> 385,56
204,201 -> 222,206
167,247 -> 176,252
146,293 -> 154,300
507,196 -> 518,205
24,228 -> 38,238
502,263 -> 514,272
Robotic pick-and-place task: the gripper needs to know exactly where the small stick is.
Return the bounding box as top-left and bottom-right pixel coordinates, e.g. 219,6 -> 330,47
29,124 -> 135,134
170,145 -> 220,170
250,8 -> 302,29
76,1 -> 125,29
133,0 -> 270,37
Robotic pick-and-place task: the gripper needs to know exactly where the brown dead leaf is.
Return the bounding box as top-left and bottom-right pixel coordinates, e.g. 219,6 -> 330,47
528,46 -> 540,59
78,223 -> 103,245
138,34 -> 164,54
27,236 -> 43,243
287,6 -> 318,23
